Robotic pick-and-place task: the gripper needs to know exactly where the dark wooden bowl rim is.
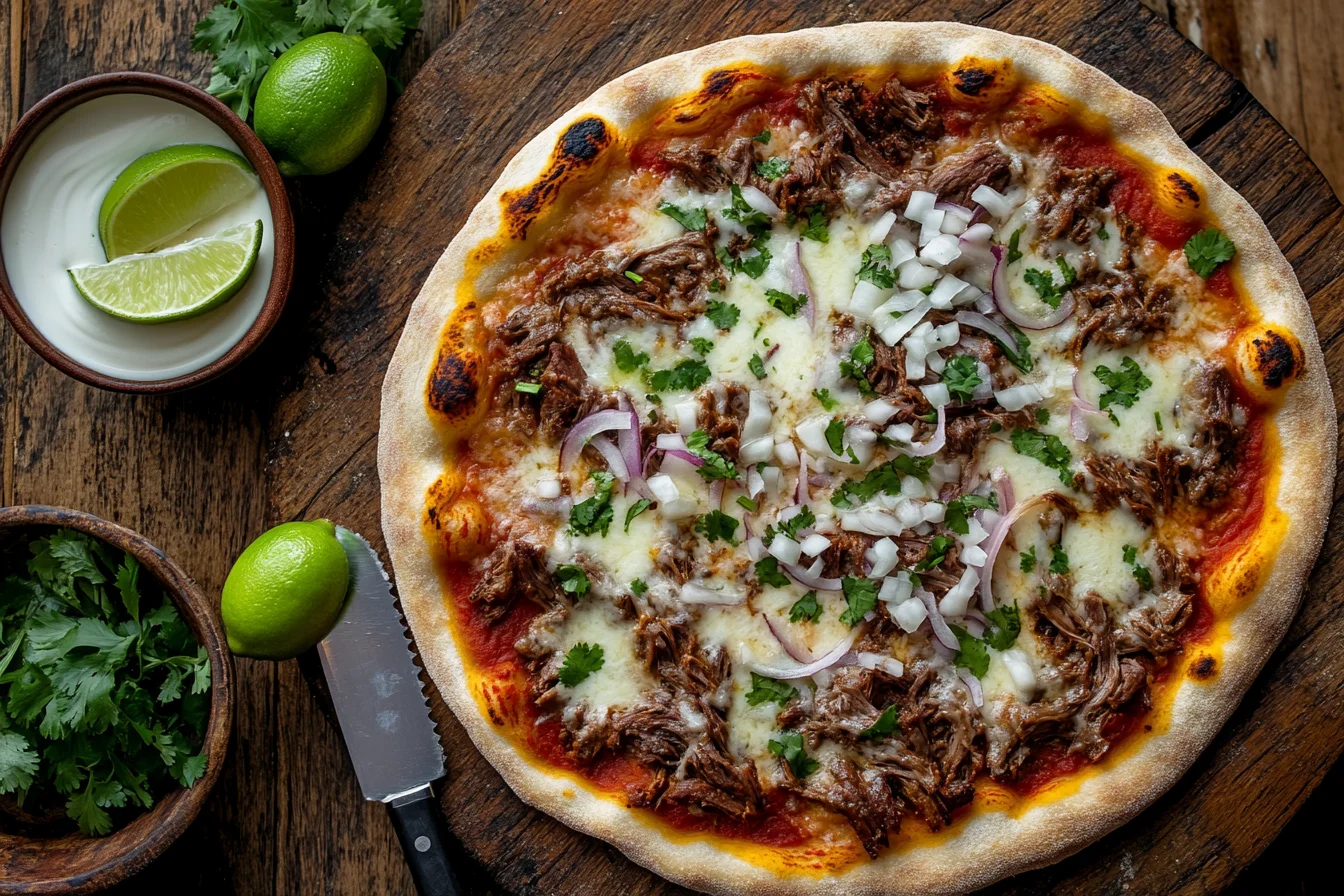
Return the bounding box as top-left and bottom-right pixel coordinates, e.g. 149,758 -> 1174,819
0,506 -> 234,894
0,72 -> 294,394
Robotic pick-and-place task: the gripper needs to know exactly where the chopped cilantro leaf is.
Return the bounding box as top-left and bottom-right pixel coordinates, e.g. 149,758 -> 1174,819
942,355 -> 982,402
984,602 -> 1021,650
751,129 -> 771,143
840,577 -> 877,627
944,493 -> 997,536
749,353 -> 767,379
736,495 -> 758,513
722,184 -> 773,236
1154,410 -> 1164,432
765,288 -> 807,317
630,578 -> 648,596
624,498 -> 653,533
1036,407 -> 1050,425
685,430 -> 739,481
856,243 -> 896,288
1184,228 -> 1236,278
695,510 -> 740,545
824,418 -> 845,455
813,388 -> 839,411
951,624 -> 990,677
994,322 -> 1034,373
745,673 -> 798,706
839,332 -> 877,394
768,730 -> 819,777
658,201 -> 708,232
754,556 -> 791,588
569,471 -> 616,536
914,535 -> 955,572
799,203 -> 830,243
1049,546 -> 1070,575
789,591 -> 822,623
831,455 -> 934,509
705,300 -> 740,330
1098,225 -> 1110,241
556,564 -> 591,598
778,506 -> 815,541
557,642 -> 604,686
1056,256 -> 1077,286
514,381 -> 542,394
1006,227 -> 1025,265
1023,267 -> 1064,309
648,359 -> 712,393
1123,545 -> 1154,590
755,157 -> 791,180
612,338 -> 649,372
690,337 -> 714,356
1020,545 -> 1037,573
1094,357 -> 1152,419
860,705 -> 900,740
1010,428 -> 1074,487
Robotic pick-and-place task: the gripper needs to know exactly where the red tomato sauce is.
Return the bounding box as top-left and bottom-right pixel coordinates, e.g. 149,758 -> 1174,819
1008,702 -> 1148,797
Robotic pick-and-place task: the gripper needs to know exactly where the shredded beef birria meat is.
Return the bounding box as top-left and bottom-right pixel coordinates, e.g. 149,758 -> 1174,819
459,66 -> 1261,858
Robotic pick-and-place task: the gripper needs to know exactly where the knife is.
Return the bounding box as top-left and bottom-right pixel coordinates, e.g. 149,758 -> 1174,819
318,526 -> 463,896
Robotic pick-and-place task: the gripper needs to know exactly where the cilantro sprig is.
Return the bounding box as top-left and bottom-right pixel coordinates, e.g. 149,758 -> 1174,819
1184,228 -> 1236,278
0,529 -> 211,835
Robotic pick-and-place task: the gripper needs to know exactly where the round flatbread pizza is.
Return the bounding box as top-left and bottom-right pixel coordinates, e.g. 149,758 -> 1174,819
378,22 -> 1335,895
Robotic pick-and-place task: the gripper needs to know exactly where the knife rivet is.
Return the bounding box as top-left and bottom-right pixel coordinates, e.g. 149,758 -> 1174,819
414,836 -> 431,852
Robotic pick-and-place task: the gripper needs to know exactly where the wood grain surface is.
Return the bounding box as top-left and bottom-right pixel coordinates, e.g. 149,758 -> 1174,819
2,1 -> 1341,893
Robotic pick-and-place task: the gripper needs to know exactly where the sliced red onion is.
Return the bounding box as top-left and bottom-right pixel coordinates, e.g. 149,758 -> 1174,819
796,450 -> 811,504
664,449 -> 703,468
957,668 -> 984,707
1069,403 -> 1092,442
978,493 -> 1053,612
962,617 -> 986,638
956,308 -> 1016,349
905,404 -> 946,457
791,241 -> 817,329
681,582 -> 744,605
709,480 -> 725,510
740,184 -> 781,218
782,558 -> 843,592
935,200 -> 973,219
1071,368 -> 1100,412
991,466 -> 1015,514
918,588 -> 959,651
751,624 -> 862,680
762,613 -> 811,663
559,409 -> 634,470
590,435 -> 630,481
614,402 -> 648,491
990,245 -> 1076,330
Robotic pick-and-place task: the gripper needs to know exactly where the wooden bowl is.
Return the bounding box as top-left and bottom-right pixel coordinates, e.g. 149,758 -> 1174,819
0,506 -> 233,893
0,72 -> 294,393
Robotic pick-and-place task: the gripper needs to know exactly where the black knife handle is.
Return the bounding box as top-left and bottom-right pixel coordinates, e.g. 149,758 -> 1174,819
387,785 -> 463,896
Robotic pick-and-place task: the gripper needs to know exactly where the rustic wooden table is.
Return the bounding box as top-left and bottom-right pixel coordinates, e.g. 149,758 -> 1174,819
2,1 -> 1341,893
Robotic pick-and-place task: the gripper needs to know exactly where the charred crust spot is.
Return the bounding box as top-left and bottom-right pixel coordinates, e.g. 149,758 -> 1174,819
1190,655 -> 1217,680
559,117 -> 609,162
502,116 -> 612,239
1252,330 -> 1299,389
1166,172 -> 1201,205
427,344 -> 480,417
673,69 -> 762,123
953,66 -> 995,97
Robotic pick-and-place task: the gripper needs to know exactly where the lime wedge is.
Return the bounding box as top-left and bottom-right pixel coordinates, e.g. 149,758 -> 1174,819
69,220 -> 263,323
99,144 -> 259,259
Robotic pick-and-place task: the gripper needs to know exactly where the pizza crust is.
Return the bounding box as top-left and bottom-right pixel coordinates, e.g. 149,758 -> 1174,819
379,22 -> 1335,894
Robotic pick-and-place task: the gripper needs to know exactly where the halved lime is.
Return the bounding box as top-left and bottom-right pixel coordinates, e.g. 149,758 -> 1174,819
99,144 -> 259,259
69,220 -> 263,323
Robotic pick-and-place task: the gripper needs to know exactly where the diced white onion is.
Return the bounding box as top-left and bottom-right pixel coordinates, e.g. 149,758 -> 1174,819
661,498 -> 699,520
655,432 -> 686,451
939,212 -> 969,236
921,383 -> 951,408
894,499 -> 924,528
994,383 -> 1045,412
681,582 -> 745,606
800,533 -> 831,557
767,535 -> 803,566
921,234 -> 962,266
876,290 -> 926,315
904,335 -> 927,379
866,538 -> 900,578
961,543 -> 988,568
774,440 -> 799,468
927,275 -> 968,310
880,301 -> 929,347
795,416 -> 831,454
537,479 -> 562,499
1002,648 -> 1037,692
960,517 -> 991,547
762,466 -> 782,495
675,400 -> 699,434
960,222 -> 995,244
971,184 -> 1014,218
918,210 -> 945,246
739,185 -> 781,217
849,279 -> 889,317
740,437 -> 775,465
938,567 -> 982,617
921,502 -> 946,523
840,511 -> 906,536
868,210 -> 898,242
743,390 -> 772,442
647,473 -> 680,504
887,237 -> 918,267
900,476 -> 927,499
884,422 -> 915,443
863,399 -> 900,424
747,466 -> 765,498
879,571 -> 914,604
854,652 -> 904,677
904,190 -> 936,223
927,352 -> 946,376
891,596 -> 928,633
897,259 -> 939,290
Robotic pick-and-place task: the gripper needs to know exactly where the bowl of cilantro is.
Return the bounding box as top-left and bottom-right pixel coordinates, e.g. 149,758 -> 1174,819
0,506 -> 232,892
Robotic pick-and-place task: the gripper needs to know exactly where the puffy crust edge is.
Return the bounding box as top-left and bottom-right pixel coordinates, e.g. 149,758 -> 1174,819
378,21 -> 1336,895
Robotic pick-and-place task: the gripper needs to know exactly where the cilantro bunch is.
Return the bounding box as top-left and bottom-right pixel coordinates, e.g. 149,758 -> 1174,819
0,530 -> 211,835
193,0 -> 425,119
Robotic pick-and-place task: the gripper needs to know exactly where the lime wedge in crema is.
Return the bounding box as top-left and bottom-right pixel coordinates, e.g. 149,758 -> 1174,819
98,144 -> 259,259
68,220 -> 263,323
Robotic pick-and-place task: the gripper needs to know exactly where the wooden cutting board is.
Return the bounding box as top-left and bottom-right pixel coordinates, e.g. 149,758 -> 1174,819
273,0 -> 1344,892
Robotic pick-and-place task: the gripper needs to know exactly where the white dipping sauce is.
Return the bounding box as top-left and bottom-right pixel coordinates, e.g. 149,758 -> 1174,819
1,93 -> 275,381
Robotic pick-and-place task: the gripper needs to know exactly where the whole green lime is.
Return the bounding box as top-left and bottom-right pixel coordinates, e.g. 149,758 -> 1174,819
221,519 -> 350,659
252,32 -> 387,177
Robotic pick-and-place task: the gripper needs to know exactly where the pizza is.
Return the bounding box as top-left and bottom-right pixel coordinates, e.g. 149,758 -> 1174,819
378,23 -> 1334,894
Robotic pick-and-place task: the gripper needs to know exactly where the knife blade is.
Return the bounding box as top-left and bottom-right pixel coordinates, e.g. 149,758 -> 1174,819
319,526 -> 461,896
